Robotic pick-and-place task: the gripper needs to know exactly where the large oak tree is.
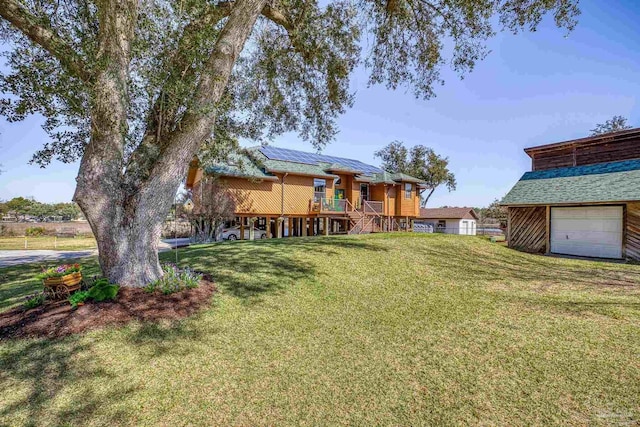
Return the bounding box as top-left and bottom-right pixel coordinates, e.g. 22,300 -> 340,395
0,0 -> 579,286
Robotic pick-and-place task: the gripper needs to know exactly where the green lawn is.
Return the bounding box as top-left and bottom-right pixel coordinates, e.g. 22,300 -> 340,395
1,234 -> 639,426
0,236 -> 97,251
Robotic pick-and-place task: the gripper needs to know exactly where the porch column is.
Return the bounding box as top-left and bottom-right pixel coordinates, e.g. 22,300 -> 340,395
266,216 -> 272,239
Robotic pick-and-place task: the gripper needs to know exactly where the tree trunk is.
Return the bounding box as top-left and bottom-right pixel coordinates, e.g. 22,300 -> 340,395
74,0 -> 267,286
421,188 -> 436,207
91,213 -> 164,286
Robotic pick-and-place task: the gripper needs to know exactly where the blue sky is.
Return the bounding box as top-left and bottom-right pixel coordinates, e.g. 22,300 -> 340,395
1,0 -> 639,208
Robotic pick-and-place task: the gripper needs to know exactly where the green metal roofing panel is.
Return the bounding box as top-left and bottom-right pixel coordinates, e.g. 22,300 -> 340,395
370,171 -> 397,184
204,152 -> 277,180
262,159 -> 338,177
391,173 -> 425,184
501,168 -> 640,206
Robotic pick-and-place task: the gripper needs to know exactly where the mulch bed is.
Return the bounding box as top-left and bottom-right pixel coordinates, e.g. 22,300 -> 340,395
0,278 -> 216,340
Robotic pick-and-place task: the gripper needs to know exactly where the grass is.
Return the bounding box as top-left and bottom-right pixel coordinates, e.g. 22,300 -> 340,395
0,233 -> 639,426
0,236 -> 97,251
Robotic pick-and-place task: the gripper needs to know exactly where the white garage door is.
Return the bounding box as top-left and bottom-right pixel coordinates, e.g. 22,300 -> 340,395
550,206 -> 623,259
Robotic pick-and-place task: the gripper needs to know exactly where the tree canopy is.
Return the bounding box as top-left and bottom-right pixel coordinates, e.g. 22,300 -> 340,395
0,0 -> 580,285
0,0 -> 579,166
590,116 -> 632,136
375,141 -> 456,206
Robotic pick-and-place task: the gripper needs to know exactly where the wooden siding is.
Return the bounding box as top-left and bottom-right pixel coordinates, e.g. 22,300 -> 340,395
531,135 -> 640,171
388,185 -> 397,216
283,175 -> 316,215
508,207 -> 547,253
218,177 -> 281,215
397,183 -> 417,217
219,174 -> 314,216
348,176 -> 361,206
626,202 -> 640,260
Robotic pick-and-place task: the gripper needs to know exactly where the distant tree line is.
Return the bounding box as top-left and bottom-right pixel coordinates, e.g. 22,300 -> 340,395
0,197 -> 83,221
474,199 -> 508,228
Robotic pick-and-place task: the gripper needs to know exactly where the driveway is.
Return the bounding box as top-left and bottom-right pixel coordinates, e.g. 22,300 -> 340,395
0,238 -> 193,268
0,249 -> 98,268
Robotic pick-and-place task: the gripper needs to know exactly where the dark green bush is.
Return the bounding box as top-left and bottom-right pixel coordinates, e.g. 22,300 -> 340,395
87,278 -> 119,302
68,290 -> 89,308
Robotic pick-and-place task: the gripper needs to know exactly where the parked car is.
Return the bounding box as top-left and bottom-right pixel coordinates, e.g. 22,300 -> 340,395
221,226 -> 267,240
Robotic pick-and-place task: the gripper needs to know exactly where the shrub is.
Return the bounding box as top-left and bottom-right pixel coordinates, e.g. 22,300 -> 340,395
25,226 -> 46,237
68,290 -> 89,309
87,278 -> 119,302
145,263 -> 202,295
68,279 -> 119,308
23,292 -> 46,310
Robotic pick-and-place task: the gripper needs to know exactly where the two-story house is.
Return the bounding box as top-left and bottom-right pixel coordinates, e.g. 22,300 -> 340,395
185,146 -> 426,238
502,128 -> 640,260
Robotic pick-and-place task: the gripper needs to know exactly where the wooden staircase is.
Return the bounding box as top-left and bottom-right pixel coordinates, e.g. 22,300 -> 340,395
347,201 -> 381,235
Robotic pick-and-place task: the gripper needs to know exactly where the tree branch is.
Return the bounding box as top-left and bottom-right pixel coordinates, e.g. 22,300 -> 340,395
0,0 -> 92,82
125,0 -> 296,184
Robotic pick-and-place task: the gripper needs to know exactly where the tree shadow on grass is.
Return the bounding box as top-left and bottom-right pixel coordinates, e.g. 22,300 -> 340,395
0,337 -> 136,426
414,242 -> 640,289
165,236 -> 388,303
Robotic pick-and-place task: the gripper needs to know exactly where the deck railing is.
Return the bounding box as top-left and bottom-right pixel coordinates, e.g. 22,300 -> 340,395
362,200 -> 383,215
310,198 -> 348,213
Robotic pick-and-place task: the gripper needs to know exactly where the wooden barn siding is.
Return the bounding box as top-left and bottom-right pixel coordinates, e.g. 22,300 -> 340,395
532,137 -> 640,171
626,202 -> 640,260
533,147 -> 575,171
508,207 -> 547,253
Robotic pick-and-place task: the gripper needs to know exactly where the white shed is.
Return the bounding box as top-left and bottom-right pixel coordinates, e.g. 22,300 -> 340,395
417,207 -> 478,235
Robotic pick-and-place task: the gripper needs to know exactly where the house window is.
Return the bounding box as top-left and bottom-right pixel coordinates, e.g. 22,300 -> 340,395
405,183 -> 412,199
314,179 -> 326,202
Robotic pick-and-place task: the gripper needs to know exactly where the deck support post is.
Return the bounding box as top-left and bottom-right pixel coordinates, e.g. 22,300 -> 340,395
239,217 -> 245,240
324,217 -> 330,236
277,217 -> 283,238
302,218 -> 308,237
266,217 -> 272,239
288,217 -> 293,238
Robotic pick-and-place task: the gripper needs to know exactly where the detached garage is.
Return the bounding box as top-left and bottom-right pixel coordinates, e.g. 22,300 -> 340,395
502,128 -> 640,261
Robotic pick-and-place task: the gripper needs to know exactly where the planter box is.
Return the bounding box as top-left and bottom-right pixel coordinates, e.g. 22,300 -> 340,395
43,272 -> 82,298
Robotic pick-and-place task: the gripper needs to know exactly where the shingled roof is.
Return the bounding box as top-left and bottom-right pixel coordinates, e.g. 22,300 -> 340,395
501,159 -> 640,206
418,207 -> 478,220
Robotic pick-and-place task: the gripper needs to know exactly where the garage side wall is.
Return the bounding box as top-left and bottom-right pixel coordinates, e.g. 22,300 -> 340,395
626,202 -> 640,260
508,207 -> 547,253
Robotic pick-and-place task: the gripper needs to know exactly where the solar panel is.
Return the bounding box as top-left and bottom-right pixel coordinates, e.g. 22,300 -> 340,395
259,146 -> 382,175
